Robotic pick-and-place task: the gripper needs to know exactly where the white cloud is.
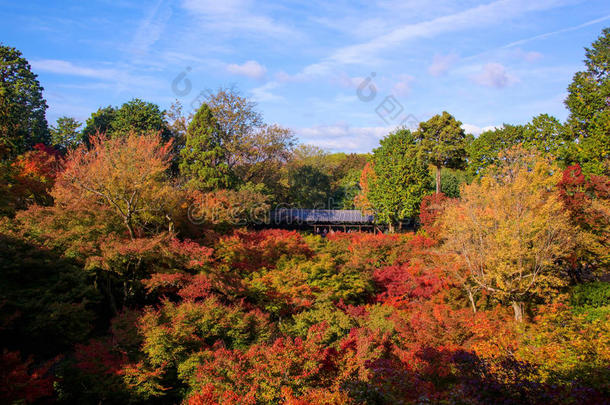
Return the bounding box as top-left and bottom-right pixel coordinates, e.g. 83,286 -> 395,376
297,123 -> 394,152
250,81 -> 283,102
462,123 -> 500,136
428,53 -> 459,76
180,0 -> 295,37
226,60 -> 267,79
392,74 -> 415,96
130,0 -> 173,58
31,59 -> 121,80
324,0 -> 568,66
473,62 -> 518,88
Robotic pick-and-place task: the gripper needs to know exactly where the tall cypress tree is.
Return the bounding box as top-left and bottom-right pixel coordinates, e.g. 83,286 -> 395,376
179,103 -> 234,191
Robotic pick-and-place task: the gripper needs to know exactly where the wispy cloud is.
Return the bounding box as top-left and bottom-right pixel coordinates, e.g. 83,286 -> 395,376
31,59 -> 121,80
428,53 -> 459,76
326,0 -> 569,66
392,74 -> 415,96
250,81 -> 282,102
297,123 -> 395,151
227,60 -> 267,79
130,0 -> 173,58
503,14 -> 610,48
180,0 -> 296,37
473,63 -> 518,88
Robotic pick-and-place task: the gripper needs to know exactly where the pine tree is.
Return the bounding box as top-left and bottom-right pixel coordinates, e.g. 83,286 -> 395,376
0,44 -> 49,158
179,103 -> 234,191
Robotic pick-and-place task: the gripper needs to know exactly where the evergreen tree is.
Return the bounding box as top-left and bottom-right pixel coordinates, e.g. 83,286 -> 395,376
416,111 -> 467,193
0,44 -> 49,158
564,28 -> 610,174
179,103 -> 234,191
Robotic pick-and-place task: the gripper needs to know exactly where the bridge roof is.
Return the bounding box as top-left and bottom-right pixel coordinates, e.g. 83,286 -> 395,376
271,209 -> 374,224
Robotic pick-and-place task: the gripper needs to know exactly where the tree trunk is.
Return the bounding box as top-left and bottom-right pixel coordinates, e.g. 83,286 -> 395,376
388,223 -> 395,233
512,301 -> 525,322
124,217 -> 135,240
435,165 -> 442,194
467,289 -> 477,314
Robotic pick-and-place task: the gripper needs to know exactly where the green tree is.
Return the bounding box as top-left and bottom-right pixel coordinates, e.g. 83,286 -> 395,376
287,164 -> 331,208
111,98 -> 171,141
416,111 -> 467,193
523,114 -> 569,156
179,103 -> 234,191
0,44 -> 49,158
81,106 -> 116,144
467,124 -> 525,177
367,129 -> 429,231
564,28 -> 610,174
50,116 -> 82,151
82,99 -> 171,145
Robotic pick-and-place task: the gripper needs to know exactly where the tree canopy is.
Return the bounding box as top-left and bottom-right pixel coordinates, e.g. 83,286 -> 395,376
416,111 -> 467,193
365,129 -> 429,230
0,44 -> 49,158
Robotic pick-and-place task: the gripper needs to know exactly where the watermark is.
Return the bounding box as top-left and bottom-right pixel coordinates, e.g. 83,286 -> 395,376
184,197 -> 420,231
356,72 -> 421,130
170,67 -> 214,114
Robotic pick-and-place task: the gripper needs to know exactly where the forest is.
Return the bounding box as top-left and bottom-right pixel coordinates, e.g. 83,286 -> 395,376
0,26 -> 608,405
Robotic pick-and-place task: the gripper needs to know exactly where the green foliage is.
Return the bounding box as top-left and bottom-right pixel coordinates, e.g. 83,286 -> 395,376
564,28 -> 610,174
287,164 -> 332,208
50,116 -> 82,151
281,302 -> 357,345
416,111 -> 467,193
570,282 -> 610,320
571,282 -> 610,308
82,105 -> 116,143
367,128 -> 429,226
82,99 -> 171,145
0,44 -> 49,158
180,103 -> 235,191
467,114 -> 569,177
0,232 -> 99,357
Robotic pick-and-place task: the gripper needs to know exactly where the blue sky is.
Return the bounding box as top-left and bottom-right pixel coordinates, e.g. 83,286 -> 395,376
2,0 -> 609,152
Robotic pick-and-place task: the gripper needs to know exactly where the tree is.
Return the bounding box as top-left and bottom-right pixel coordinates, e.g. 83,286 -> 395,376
557,164 -> 609,282
439,147 -> 578,321
0,44 -> 49,158
467,115 -> 569,177
523,114 -> 569,157
466,124 -> 527,177
180,103 -> 234,191
82,106 -> 116,144
204,87 -> 264,169
50,116 -> 82,151
54,132 -> 177,239
416,112 -> 467,194
564,28 -> 610,174
82,99 -> 171,145
354,162 -> 375,213
111,98 -> 171,141
165,99 -> 191,150
366,129 -> 429,231
204,87 -> 295,187
286,164 -> 331,208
